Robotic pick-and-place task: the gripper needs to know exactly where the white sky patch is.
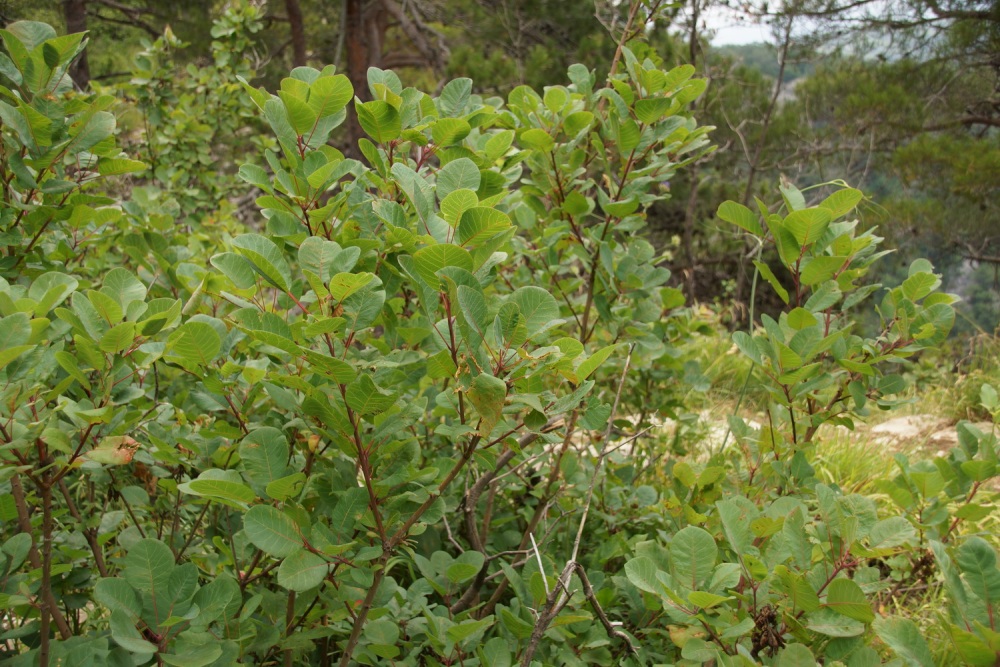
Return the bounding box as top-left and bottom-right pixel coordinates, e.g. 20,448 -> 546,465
667,5 -> 773,45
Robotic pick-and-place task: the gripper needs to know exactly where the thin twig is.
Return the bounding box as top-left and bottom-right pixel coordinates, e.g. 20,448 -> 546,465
530,532 -> 549,597
520,344 -> 635,665
575,563 -> 638,654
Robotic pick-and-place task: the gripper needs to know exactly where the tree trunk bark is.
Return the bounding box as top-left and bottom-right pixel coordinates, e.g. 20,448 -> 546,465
344,0 -> 372,157
63,0 -> 90,88
284,0 -> 307,67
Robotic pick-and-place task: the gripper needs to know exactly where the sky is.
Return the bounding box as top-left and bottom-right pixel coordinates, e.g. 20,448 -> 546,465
698,7 -> 772,45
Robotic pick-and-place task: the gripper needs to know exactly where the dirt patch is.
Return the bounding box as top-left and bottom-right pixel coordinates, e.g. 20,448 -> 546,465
870,415 -> 949,447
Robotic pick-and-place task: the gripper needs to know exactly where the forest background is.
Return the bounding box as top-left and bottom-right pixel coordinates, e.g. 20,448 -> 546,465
10,0 -> 1000,333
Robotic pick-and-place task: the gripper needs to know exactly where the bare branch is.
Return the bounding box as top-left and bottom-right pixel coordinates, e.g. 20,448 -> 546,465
575,563 -> 638,655
520,345 -> 636,666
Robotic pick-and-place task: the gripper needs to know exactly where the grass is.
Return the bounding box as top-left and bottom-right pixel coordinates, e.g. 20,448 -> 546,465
682,322 -> 1000,664
811,428 -> 897,494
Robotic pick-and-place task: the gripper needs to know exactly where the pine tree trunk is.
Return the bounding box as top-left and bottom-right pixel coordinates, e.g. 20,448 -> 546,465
344,0 -> 371,157
285,0 -> 307,67
63,0 -> 90,88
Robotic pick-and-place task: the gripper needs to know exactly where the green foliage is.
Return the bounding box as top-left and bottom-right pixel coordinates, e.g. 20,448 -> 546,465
0,7 -> 996,667
120,3 -> 267,224
0,21 -> 144,275
615,186 -> 985,664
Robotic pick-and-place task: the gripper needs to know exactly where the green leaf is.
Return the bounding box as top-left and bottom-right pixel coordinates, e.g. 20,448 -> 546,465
243,505 -> 303,558
88,290 -> 123,325
624,556 -> 662,595
167,322 -> 222,368
240,428 -> 291,494
238,163 -> 272,191
447,617 -> 493,643
278,90 -> 318,135
873,617 -> 935,666
95,578 -> 142,617
909,469 -> 944,497
342,283 -> 385,331
307,74 -> 353,117
439,77 -> 472,116
431,117 -> 471,146
457,284 -> 489,352
777,342 -> 802,371
468,373 -> 507,435
576,344 -> 618,381
732,331 -> 763,365
299,237 -> 359,283
441,189 -> 479,225
902,272 -> 940,301
159,644 -> 223,667
509,286 -> 559,337
6,21 -> 57,51
85,436 -> 140,465
98,158 -> 146,176
179,474 -> 256,509
277,550 -> 329,591
484,130 -> 514,162
412,244 -> 474,289
457,207 -> 511,247
617,118 -> 640,152
478,637 -> 512,667
70,110 -> 116,153
783,208 -> 833,246
329,487 -> 370,537
29,272 -> 78,314
780,180 -> 806,211
446,551 -> 486,584
602,197 -> 639,218
1,533 -> 31,572
232,234 -> 292,291
110,608 -> 157,654
99,322 -> 135,354
635,97 -> 672,123
123,539 -> 174,597
824,578 -> 874,622
101,268 -> 147,309
266,473 -> 306,501
961,460 -> 996,482
687,591 -> 732,609
671,526 -> 717,590
211,252 -> 258,289
867,517 -> 917,552
801,256 -> 847,286
776,644 -> 817,667
438,158 -> 481,199
784,508 -> 812,569
355,100 -> 400,143
807,608 -> 865,637
945,625 -> 997,666
774,566 -> 820,613
753,260 -> 789,304
0,312 -> 30,349
519,128 -> 554,151
346,374 -> 397,415
716,498 -> 756,554
0,344 -> 33,371
192,573 -> 239,625
427,348 -> 458,378
956,537 -> 1000,604
980,383 -> 998,410
818,188 -> 863,219
680,638 -> 720,662
718,201 -> 764,236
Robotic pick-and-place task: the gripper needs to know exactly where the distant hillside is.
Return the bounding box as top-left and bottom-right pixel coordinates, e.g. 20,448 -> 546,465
711,42 -> 814,82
